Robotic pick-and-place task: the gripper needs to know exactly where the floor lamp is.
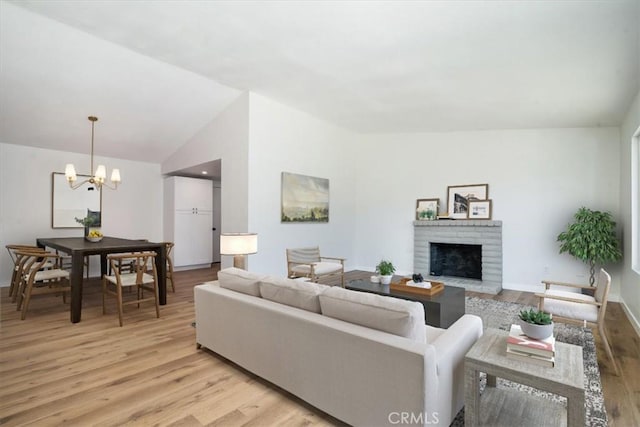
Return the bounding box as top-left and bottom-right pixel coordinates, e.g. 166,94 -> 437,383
220,233 -> 258,270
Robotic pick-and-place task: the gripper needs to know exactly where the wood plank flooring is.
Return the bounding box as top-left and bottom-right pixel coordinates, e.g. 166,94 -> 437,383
1,268 -> 638,426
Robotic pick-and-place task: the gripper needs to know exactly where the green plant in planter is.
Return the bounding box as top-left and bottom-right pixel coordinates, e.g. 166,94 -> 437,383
557,207 -> 622,285
519,309 -> 552,326
376,260 -> 396,276
74,216 -> 98,227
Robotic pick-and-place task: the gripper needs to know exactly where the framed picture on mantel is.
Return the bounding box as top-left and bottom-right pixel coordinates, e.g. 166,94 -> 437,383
446,183 -> 488,219
468,199 -> 492,220
416,198 -> 439,220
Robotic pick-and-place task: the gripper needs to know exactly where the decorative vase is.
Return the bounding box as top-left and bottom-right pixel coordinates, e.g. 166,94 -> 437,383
380,275 -> 393,285
519,319 -> 554,340
84,226 -> 90,237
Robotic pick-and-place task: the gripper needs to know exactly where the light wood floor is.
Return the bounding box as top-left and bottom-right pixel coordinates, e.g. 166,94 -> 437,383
1,268 -> 638,426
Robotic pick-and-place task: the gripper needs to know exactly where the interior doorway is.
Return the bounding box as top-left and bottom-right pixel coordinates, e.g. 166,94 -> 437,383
168,159 -> 222,267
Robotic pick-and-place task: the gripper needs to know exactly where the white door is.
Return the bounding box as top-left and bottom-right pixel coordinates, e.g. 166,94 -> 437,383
174,210 -> 213,267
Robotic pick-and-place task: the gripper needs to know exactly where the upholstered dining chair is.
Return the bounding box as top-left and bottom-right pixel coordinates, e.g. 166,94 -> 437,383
286,246 -> 345,287
14,250 -> 71,320
536,268 -> 620,376
102,251 -> 160,327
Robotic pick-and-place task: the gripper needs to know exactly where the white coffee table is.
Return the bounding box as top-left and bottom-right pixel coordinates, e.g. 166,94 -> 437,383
464,328 -> 585,427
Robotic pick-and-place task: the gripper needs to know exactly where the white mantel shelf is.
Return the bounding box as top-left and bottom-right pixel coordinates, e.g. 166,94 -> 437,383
414,220 -> 502,227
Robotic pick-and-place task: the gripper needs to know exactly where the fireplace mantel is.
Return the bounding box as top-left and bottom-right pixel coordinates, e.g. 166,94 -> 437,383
414,219 -> 502,227
414,220 -> 503,294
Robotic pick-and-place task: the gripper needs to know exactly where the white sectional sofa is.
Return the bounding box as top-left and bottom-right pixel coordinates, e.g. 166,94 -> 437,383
194,268 -> 483,426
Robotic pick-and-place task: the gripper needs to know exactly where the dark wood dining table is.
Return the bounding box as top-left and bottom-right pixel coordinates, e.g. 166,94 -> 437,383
36,236 -> 167,323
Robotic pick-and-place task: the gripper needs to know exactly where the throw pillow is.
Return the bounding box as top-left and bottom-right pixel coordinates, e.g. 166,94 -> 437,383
259,276 -> 327,313
319,286 -> 426,343
218,267 -> 264,297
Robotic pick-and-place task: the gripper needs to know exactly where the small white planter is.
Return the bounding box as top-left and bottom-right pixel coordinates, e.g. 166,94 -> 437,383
379,275 -> 393,285
519,319 -> 554,340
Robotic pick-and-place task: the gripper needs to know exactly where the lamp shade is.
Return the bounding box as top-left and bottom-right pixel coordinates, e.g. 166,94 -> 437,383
220,233 -> 258,255
65,164 -> 77,182
111,168 -> 121,183
95,165 -> 107,180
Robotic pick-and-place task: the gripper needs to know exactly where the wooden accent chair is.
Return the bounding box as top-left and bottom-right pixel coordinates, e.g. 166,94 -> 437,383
536,268 -> 620,375
286,247 -> 345,287
14,251 -> 71,320
102,252 -> 160,327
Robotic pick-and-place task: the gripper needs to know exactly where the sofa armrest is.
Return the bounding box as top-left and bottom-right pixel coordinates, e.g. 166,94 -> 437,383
429,314 -> 483,423
432,314 -> 483,374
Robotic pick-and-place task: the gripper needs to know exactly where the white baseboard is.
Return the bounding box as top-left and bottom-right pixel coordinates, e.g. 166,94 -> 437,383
620,300 -> 640,338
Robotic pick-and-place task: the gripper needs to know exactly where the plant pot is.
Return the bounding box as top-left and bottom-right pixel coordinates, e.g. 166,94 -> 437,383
379,275 -> 393,285
519,319 -> 554,340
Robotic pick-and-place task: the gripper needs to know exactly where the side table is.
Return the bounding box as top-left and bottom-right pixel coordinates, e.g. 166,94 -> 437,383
464,328 -> 585,427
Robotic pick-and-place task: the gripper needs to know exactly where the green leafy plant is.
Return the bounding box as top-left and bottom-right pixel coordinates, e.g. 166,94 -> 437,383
557,207 -> 622,285
75,216 -> 98,227
376,260 -> 396,276
519,309 -> 552,326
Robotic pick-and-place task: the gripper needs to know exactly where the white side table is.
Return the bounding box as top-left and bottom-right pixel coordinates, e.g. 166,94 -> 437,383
465,328 -> 585,427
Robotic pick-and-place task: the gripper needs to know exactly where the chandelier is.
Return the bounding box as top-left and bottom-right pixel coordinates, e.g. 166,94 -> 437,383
65,116 -> 121,190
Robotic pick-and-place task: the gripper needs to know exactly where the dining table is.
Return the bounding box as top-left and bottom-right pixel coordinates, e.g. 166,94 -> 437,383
36,236 -> 167,323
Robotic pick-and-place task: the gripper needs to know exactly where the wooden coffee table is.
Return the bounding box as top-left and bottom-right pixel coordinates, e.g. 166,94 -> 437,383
346,279 -> 465,328
464,328 -> 585,427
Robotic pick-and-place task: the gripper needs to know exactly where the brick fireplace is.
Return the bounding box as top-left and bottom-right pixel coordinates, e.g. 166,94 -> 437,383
414,220 -> 503,294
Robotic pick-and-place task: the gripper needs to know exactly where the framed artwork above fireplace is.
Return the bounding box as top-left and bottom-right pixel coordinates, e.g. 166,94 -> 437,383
446,183 -> 489,219
468,199 -> 493,219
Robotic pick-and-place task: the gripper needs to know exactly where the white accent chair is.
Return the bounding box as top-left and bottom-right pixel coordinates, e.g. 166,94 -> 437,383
536,268 -> 620,375
286,247 -> 345,287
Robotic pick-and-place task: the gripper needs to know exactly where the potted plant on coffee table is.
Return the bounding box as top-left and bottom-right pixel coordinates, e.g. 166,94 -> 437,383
376,260 -> 396,285
518,309 -> 553,340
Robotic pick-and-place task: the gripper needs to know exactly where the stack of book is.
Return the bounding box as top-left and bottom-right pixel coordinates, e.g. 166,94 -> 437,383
506,324 -> 555,367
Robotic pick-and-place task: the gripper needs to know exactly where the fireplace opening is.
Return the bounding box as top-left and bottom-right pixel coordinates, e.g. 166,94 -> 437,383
430,243 -> 482,280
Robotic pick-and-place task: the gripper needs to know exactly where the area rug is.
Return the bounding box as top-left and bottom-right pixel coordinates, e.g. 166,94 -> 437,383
449,297 -> 607,426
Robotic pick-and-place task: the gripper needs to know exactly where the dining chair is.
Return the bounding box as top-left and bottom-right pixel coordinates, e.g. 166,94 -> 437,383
6,245 -> 49,302
15,251 -> 71,320
55,249 -> 90,279
536,268 -> 620,376
102,251 -> 160,327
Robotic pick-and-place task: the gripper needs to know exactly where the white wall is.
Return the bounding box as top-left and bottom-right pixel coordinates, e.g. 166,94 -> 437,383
619,90 -> 640,332
0,142 -> 163,285
161,93 -> 249,269
246,93 -> 358,275
353,128 -> 622,295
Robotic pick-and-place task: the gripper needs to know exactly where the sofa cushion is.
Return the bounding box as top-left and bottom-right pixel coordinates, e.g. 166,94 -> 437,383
319,287 -> 426,343
259,276 -> 327,313
217,267 -> 263,297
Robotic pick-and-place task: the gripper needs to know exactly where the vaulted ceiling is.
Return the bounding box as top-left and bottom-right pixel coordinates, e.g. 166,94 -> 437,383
1,1 -> 638,163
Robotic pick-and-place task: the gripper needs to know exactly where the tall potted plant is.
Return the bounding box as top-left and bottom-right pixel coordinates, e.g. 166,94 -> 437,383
557,207 -> 622,286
